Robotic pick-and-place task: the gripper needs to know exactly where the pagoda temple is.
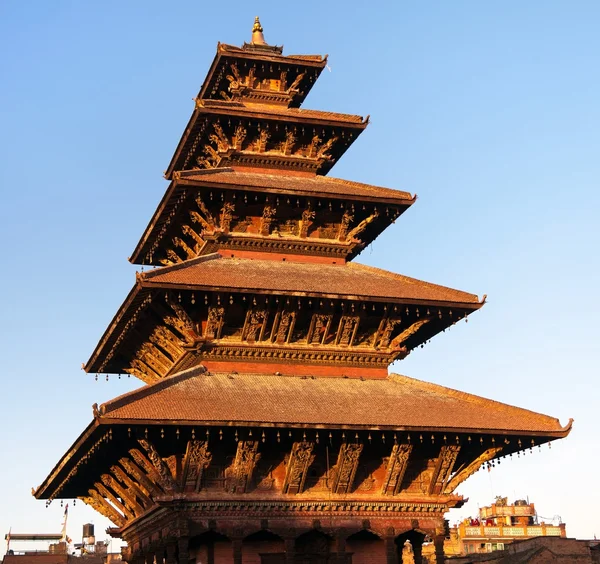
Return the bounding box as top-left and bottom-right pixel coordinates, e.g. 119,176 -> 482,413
34,19 -> 572,564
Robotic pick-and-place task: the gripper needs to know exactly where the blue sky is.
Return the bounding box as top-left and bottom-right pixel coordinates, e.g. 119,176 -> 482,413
1,0 -> 598,552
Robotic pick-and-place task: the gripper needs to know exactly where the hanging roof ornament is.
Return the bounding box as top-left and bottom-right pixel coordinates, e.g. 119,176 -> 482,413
251,16 -> 267,45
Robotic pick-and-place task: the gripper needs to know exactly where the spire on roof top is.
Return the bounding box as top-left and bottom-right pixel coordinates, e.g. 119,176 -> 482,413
251,16 -> 267,45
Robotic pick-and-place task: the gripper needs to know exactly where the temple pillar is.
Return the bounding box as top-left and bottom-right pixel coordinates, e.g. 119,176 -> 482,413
412,537 -> 423,564
165,543 -> 177,564
334,532 -> 347,564
434,535 -> 445,564
232,538 -> 243,564
177,537 -> 189,564
284,537 -> 295,564
384,535 -> 398,564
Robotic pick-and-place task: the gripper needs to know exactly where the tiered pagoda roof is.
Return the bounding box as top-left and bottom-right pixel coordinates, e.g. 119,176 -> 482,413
34,19 -> 571,559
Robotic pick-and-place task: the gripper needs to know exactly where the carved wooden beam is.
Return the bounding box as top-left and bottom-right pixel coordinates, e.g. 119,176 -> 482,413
167,299 -> 199,341
81,491 -> 125,527
226,441 -> 261,493
205,306 -> 225,339
194,195 -> 217,228
111,465 -> 152,508
173,237 -> 196,260
128,358 -> 161,383
337,211 -> 354,241
242,308 -> 268,342
389,319 -> 431,350
307,314 -> 332,345
271,309 -> 296,344
282,442 -> 316,494
101,474 -> 144,517
444,447 -> 503,494
94,481 -> 135,520
181,224 -> 204,250
165,249 -> 183,264
119,457 -> 164,497
137,440 -> 177,492
182,440 -> 212,492
381,444 -> 412,495
260,205 -> 277,235
347,211 -> 379,241
151,301 -> 195,346
149,325 -> 185,361
331,443 -> 363,494
123,364 -> 156,385
137,342 -> 174,374
335,315 -> 360,346
220,202 -> 235,233
299,209 -> 315,238
429,445 -> 461,495
376,318 -> 402,348
232,125 -> 247,150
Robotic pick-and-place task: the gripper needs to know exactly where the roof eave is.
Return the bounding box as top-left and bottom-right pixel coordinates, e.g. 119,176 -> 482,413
34,419 -> 99,500
95,416 -> 572,440
84,279 -> 146,373
140,277 -> 484,309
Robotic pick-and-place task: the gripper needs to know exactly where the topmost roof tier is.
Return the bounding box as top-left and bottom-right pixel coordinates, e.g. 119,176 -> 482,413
164,19 -> 367,180
198,17 -> 328,108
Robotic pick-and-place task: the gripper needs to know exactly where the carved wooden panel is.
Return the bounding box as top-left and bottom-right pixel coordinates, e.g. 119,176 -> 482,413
444,447 -> 503,493
225,441 -> 261,493
205,306 -> 225,339
282,442 -> 316,494
307,314 -> 332,345
331,443 -> 363,494
381,444 -> 413,495
182,440 -> 212,492
335,316 -> 360,346
271,309 -> 296,344
134,440 -> 177,492
242,309 -> 269,342
429,445 -> 461,495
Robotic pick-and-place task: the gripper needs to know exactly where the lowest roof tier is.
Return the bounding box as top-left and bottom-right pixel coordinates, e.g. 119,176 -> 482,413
33,366 -> 571,528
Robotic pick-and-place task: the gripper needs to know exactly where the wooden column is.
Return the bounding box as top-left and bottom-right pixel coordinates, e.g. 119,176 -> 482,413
165,543 -> 177,564
284,537 -> 295,564
434,535 -> 445,564
334,533 -> 346,564
232,539 -> 242,564
412,538 -> 423,564
384,535 -> 398,564
177,537 -> 189,564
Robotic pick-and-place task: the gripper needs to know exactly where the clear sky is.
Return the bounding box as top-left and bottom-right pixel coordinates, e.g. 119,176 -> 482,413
1,0 -> 598,553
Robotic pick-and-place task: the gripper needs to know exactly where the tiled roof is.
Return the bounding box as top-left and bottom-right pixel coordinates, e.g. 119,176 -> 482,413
99,367 -> 571,436
196,100 -> 367,124
179,169 -> 414,202
142,254 -> 482,305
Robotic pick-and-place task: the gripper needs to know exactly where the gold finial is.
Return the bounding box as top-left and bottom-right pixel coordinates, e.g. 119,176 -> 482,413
251,16 -> 267,45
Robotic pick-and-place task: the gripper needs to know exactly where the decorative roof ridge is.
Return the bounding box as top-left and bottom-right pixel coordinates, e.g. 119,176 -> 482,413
100,365 -> 208,417
347,262 -> 483,304
140,253 -> 222,281
387,373 -> 573,432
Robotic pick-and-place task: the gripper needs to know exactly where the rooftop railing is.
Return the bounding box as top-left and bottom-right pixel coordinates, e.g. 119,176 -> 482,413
459,523 -> 565,539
